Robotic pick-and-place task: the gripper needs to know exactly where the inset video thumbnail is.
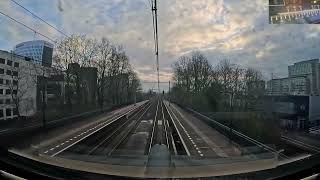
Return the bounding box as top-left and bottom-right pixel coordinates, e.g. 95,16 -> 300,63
269,0 -> 320,24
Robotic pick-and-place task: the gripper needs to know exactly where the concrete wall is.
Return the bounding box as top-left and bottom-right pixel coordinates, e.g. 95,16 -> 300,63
0,50 -> 58,120
309,96 -> 320,123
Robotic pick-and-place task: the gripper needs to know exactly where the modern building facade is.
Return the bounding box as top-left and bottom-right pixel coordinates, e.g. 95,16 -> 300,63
0,51 -> 20,121
267,59 -> 320,96
0,50 -> 57,121
14,40 -> 54,67
288,59 -> 320,95
264,95 -> 320,130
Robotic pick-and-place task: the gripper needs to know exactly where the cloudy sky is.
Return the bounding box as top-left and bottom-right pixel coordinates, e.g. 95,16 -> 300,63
1,0 -> 320,91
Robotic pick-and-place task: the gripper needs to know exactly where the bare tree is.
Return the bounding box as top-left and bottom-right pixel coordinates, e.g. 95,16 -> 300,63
172,55 -> 192,92
190,52 -> 212,93
93,38 -> 113,109
243,67 -> 264,110
55,35 -> 141,108
230,64 -> 245,110
78,36 -> 98,67
172,52 -> 212,93
126,70 -> 141,103
54,35 -> 82,106
216,59 -> 234,110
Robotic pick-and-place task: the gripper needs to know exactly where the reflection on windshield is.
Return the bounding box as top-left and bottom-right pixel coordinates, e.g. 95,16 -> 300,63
0,0 -> 320,179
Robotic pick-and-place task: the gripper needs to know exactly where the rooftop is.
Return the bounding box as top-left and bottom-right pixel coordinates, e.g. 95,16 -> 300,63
14,40 -> 54,49
291,59 -> 319,65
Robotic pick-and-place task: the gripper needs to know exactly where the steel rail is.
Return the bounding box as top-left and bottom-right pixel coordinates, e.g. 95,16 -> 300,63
161,101 -> 170,149
50,102 -> 148,157
281,136 -> 320,153
87,102 -> 151,155
147,99 -> 160,154
164,101 -> 191,156
106,102 -> 154,155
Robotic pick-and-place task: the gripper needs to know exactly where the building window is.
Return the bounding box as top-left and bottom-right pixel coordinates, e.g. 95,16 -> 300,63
0,99 -> 3,104
0,109 -> 3,118
12,71 -> 18,77
6,80 -> 10,85
13,80 -> 18,85
13,108 -> 17,116
0,68 -> 4,74
0,79 -> 3,85
6,108 -> 11,117
0,58 -> 5,64
14,62 -> 19,68
6,70 -> 11,76
7,60 -> 12,66
5,99 -> 11,104
5,89 -> 11,95
12,90 -> 17,95
0,89 -> 3,95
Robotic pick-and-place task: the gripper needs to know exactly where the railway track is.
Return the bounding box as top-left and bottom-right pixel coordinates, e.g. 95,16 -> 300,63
56,101 -> 152,156
44,98 -> 291,164
106,98 -> 189,156
53,98 -> 191,158
146,100 -> 176,154
281,135 -> 320,154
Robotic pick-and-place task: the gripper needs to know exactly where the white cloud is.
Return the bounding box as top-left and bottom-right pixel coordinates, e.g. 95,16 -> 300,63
1,0 -> 320,90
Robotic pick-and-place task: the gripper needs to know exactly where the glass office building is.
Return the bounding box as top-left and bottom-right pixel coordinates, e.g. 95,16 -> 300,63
14,40 -> 54,67
267,59 -> 320,96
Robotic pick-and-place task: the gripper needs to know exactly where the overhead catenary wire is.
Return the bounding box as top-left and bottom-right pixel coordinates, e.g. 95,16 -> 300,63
151,0 -> 157,58
0,10 -> 71,69
0,8 -> 74,63
151,0 -> 160,93
9,0 -> 70,38
0,10 -> 56,43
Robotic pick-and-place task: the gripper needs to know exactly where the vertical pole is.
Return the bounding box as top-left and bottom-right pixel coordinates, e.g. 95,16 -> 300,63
155,0 -> 159,94
42,76 -> 47,128
169,81 -> 171,105
152,0 -> 160,94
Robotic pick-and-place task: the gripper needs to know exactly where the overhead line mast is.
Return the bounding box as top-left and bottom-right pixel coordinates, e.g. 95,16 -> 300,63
151,0 -> 160,93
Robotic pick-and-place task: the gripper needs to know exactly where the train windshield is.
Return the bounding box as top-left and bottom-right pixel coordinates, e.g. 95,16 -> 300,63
0,0 -> 320,179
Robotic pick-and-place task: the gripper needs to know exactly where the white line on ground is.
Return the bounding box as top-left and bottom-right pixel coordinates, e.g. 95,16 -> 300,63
170,103 -> 229,157
49,102 -> 147,157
